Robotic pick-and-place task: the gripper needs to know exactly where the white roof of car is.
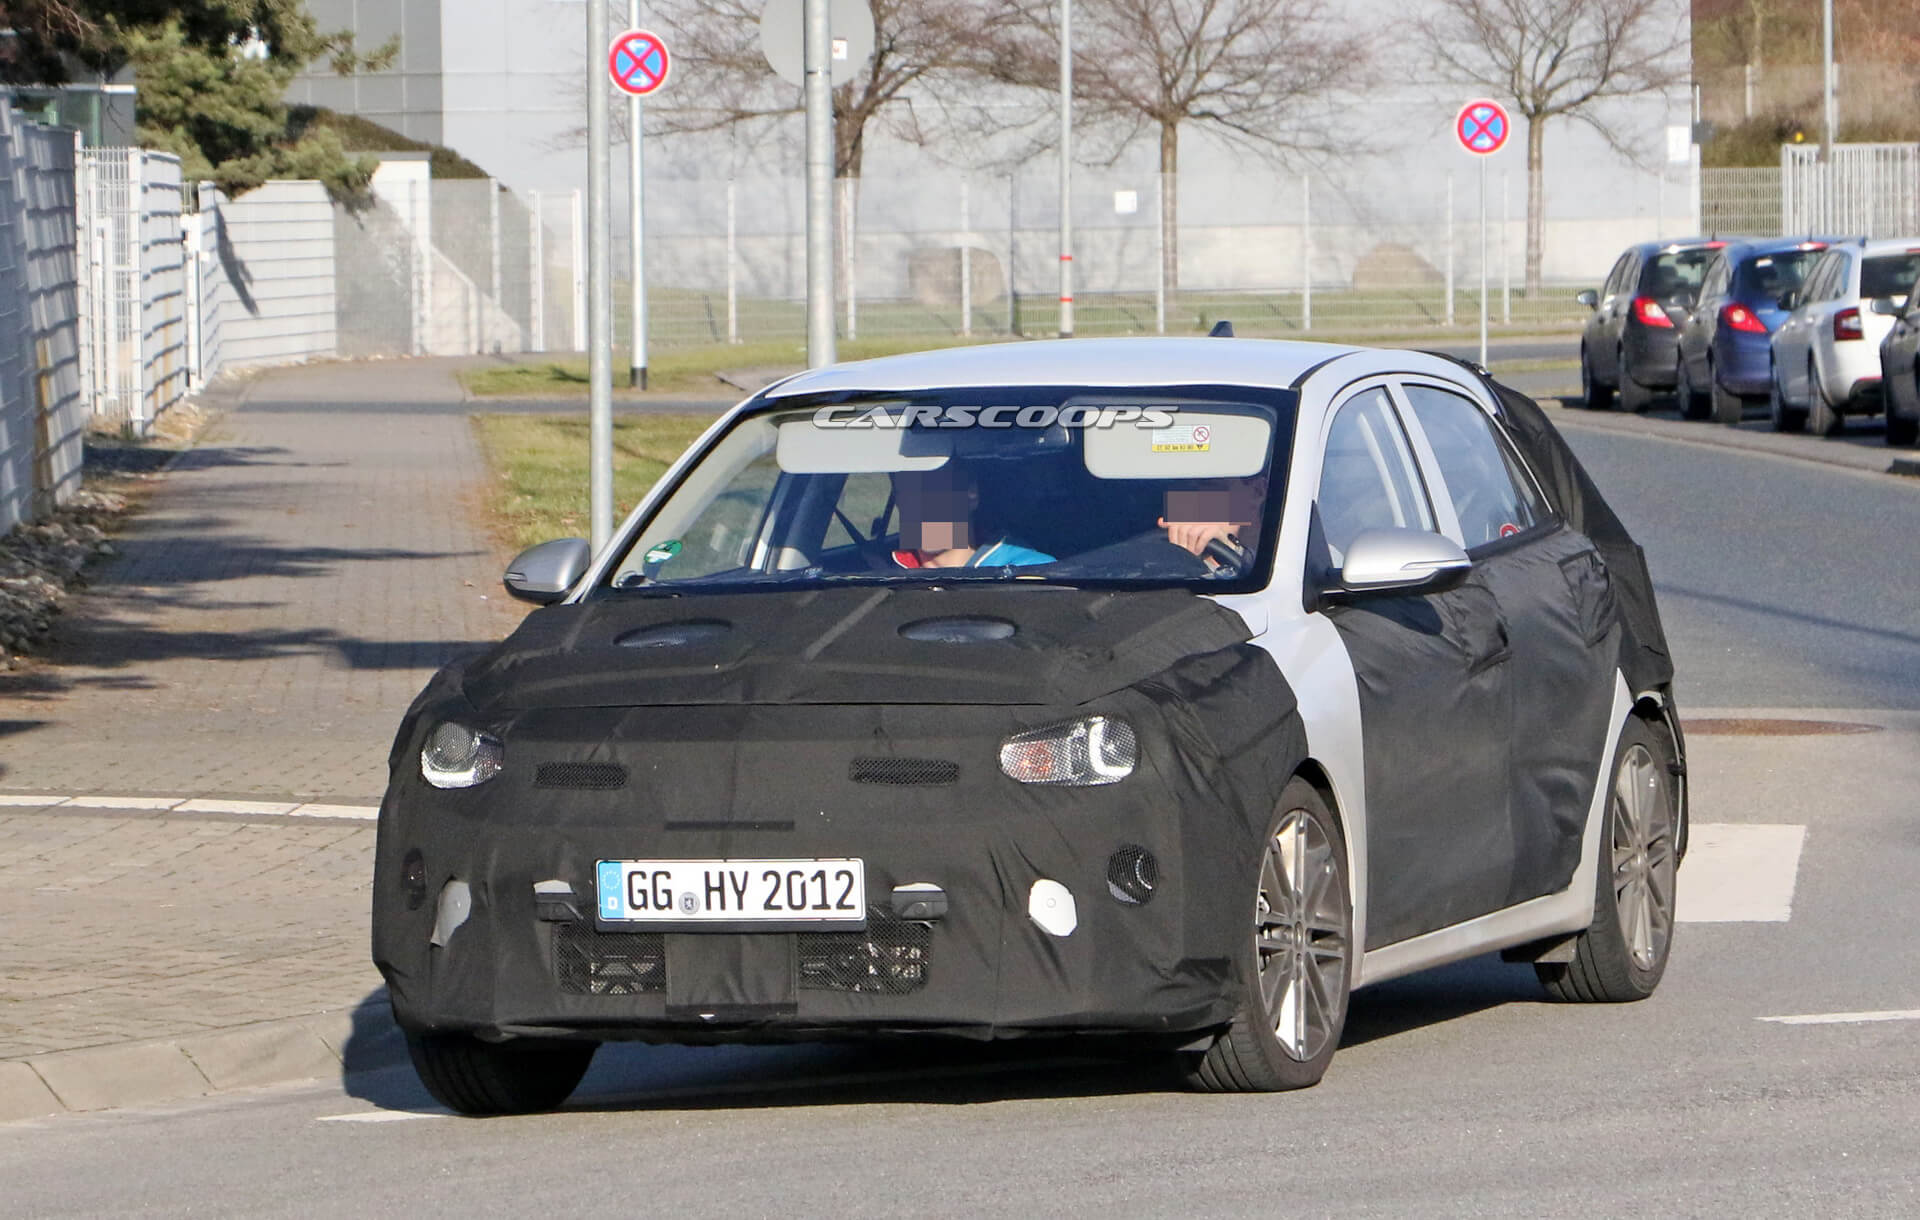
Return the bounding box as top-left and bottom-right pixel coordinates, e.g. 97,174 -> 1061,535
762,337 -> 1366,397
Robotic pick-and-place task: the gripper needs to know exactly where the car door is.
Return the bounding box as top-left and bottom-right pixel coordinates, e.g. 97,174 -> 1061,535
1683,253 -> 1731,382
1592,251 -> 1638,382
1773,252 -> 1830,398
1309,383 -> 1516,948
1397,381 -> 1620,909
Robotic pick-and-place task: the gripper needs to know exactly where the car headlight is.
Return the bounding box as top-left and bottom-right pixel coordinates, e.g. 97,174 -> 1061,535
999,716 -> 1137,786
420,722 -> 504,789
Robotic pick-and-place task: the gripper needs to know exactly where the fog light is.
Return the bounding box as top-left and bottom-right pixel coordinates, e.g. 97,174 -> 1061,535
402,849 -> 427,911
1106,845 -> 1158,906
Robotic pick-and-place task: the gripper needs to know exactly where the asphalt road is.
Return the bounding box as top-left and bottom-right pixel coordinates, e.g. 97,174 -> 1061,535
5,402 -> 1918,1217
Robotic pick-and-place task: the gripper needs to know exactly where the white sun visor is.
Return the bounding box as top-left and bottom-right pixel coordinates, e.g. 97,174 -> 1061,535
775,415 -> 953,473
1082,404 -> 1273,479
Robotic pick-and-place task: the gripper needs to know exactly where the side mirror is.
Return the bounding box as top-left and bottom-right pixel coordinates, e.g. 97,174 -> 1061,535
1575,289 -> 1599,310
1328,528 -> 1473,601
503,537 -> 591,605
1870,297 -> 1898,316
1778,290 -> 1799,311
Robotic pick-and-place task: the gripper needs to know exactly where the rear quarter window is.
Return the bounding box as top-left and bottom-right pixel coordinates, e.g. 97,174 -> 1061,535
1862,254 -> 1920,300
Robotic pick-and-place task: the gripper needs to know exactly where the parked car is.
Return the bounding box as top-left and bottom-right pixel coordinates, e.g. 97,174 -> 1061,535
1768,239 -> 1920,434
1877,261 -> 1920,447
1578,238 -> 1735,412
373,338 -> 1687,1115
1675,238 -> 1834,425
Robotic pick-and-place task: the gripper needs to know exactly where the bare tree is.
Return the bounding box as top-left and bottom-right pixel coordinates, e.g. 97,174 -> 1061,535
643,0 -> 1014,179
1415,0 -> 1689,293
995,0 -> 1369,294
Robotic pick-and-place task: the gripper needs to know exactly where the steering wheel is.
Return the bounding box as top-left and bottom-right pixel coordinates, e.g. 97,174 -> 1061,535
1202,535 -> 1250,575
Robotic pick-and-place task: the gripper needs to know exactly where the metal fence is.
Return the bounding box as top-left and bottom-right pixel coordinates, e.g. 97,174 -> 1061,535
632,162 -> 1704,349
1782,144 -> 1920,238
0,102 -> 85,532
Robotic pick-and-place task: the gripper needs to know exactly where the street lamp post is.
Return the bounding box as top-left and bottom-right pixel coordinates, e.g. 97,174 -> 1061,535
1058,0 -> 1073,338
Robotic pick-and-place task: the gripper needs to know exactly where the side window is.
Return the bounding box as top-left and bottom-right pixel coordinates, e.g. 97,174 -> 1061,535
1402,385 -> 1548,551
1315,388 -> 1435,563
1604,253 -> 1635,297
1811,253 -> 1846,302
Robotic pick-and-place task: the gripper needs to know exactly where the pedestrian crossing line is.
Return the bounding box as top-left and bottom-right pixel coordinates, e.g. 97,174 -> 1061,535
0,793 -> 378,819
1676,822 -> 1807,923
316,1109 -> 451,1123
1758,1009 -> 1920,1026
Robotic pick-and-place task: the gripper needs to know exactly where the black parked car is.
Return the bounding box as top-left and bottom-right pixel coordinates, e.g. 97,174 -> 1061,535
1578,239 -> 1736,412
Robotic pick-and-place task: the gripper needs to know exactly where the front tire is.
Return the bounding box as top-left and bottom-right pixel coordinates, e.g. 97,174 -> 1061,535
1677,354 -> 1709,420
1708,359 -> 1746,425
1769,359 -> 1807,433
1536,718 -> 1678,1003
1889,381 -> 1920,446
1186,779 -> 1352,1092
407,1032 -> 597,1116
1616,344 -> 1651,412
1580,347 -> 1614,410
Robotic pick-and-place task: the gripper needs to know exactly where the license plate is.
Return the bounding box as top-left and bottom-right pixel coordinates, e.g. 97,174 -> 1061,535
595,858 -> 867,928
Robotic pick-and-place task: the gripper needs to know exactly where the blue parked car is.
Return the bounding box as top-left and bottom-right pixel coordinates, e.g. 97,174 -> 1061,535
1676,238 -> 1838,424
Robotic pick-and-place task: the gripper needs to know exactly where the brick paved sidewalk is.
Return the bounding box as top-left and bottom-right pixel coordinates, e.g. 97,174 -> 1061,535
0,360 -> 525,1077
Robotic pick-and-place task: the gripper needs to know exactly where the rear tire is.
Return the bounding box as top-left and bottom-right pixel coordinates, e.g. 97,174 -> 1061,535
1536,718 -> 1677,1003
1580,348 -> 1614,411
1889,392 -> 1920,446
406,1032 -> 597,1116
1616,345 -> 1650,412
1186,779 -> 1351,1093
1708,360 -> 1745,426
1677,354 -> 1709,420
1769,360 -> 1806,433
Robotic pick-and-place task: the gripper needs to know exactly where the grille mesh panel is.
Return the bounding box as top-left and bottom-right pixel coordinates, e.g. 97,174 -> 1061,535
535,761 -> 629,790
553,924 -> 666,995
798,908 -> 932,994
848,757 -> 959,786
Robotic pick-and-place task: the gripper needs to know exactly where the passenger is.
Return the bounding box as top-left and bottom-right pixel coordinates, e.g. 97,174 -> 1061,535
891,465 -> 1053,568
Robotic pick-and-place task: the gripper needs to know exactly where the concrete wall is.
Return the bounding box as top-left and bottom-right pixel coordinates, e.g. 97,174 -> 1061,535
197,182 -> 338,374
286,0 -> 446,145
0,103 -> 84,533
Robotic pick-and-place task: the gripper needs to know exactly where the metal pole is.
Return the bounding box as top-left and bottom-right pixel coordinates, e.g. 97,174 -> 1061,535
1501,169 -> 1511,324
1478,155 -> 1488,368
1444,171 -> 1455,328
627,0 -> 648,387
843,176 -> 857,340
960,178 -> 972,337
1057,0 -> 1073,337
1821,0 -> 1835,158
1007,172 -> 1018,335
587,0 -> 615,552
725,178 -> 738,343
1153,172 -> 1166,334
804,0 -> 835,367
1301,173 -> 1311,331
530,190 -> 545,352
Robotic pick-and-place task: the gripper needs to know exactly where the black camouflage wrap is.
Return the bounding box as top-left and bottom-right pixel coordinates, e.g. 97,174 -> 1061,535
374,588 -> 1307,1043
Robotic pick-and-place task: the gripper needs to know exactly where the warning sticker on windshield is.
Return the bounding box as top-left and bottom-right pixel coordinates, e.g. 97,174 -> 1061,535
1151,423 -> 1212,452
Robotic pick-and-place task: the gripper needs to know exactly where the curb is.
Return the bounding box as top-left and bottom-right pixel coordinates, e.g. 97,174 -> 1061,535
0,994 -> 406,1121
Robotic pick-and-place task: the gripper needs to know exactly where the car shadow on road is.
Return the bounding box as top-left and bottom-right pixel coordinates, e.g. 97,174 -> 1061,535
342,956 -> 1555,1114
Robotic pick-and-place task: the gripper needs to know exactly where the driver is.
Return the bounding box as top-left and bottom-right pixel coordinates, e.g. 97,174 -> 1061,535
1158,475 -> 1267,566
891,465 -> 1054,568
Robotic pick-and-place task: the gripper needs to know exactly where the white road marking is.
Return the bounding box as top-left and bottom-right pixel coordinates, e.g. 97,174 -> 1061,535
174,798 -> 302,816
0,793 -> 377,819
1759,1009 -> 1920,1026
316,1109 -> 450,1123
287,803 -> 380,820
1676,823 -> 1807,923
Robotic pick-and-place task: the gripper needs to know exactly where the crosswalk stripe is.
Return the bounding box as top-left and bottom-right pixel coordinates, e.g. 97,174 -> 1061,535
1759,1009 -> 1920,1026
1676,823 -> 1807,923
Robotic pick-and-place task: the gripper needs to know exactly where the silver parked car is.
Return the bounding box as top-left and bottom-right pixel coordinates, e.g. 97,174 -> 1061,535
1769,239 -> 1920,434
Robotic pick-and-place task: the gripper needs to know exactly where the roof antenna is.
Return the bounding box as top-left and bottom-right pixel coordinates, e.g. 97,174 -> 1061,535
1208,320 -> 1235,337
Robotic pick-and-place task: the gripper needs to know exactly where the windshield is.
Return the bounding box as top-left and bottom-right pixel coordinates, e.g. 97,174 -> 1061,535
1734,249 -> 1823,301
600,386 -> 1294,594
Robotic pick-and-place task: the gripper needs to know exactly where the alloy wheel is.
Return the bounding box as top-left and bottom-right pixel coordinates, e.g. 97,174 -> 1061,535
1254,809 -> 1350,1061
1609,743 -> 1676,971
